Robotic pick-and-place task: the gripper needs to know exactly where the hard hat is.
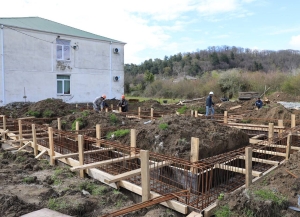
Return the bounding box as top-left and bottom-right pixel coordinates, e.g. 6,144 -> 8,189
209,91 -> 214,95
121,95 -> 125,99
102,95 -> 106,99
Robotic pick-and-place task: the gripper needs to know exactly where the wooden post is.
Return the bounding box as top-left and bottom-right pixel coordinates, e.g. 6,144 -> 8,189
268,123 -> 274,142
111,104 -> 113,111
138,107 -> 141,118
86,103 -> 89,109
96,124 -> 101,147
141,150 -> 150,202
76,104 -> 78,108
18,119 -> 23,146
195,110 -> 198,118
105,107 -> 108,112
286,133 -> 292,160
48,127 -> 55,166
278,120 -> 283,137
131,129 -> 136,155
78,135 -> 85,178
151,108 -> 154,120
57,118 -> 61,130
76,121 -> 79,131
191,110 -> 193,117
291,114 -> 296,128
190,137 -> 199,173
119,106 -> 122,112
3,115 -> 6,130
245,147 -> 252,188
32,124 -> 38,156
224,111 -> 228,124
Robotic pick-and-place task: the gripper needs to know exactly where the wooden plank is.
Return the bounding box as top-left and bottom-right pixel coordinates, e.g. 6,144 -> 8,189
238,156 -> 279,165
17,141 -> 32,151
48,127 -> 55,166
119,181 -> 188,214
17,116 -> 35,120
35,150 -> 48,159
214,164 -> 262,177
253,149 -> 286,157
141,150 -> 150,202
105,160 -> 171,184
286,134 -> 292,160
54,148 -> 115,160
70,154 -> 140,172
78,135 -> 84,178
229,105 -> 242,110
245,147 -> 252,188
131,129 -> 136,155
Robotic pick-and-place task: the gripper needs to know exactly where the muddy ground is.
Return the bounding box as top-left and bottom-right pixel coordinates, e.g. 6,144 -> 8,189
0,92 -> 299,216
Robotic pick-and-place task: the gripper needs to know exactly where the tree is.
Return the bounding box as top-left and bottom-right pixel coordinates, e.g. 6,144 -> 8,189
144,70 -> 154,83
210,52 -> 220,66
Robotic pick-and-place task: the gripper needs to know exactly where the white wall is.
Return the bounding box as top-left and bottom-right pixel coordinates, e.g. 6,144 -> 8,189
0,27 -> 125,105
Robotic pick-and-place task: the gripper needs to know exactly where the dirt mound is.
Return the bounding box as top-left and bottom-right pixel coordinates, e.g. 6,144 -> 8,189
111,115 -> 249,160
214,151 -> 300,217
268,92 -> 300,102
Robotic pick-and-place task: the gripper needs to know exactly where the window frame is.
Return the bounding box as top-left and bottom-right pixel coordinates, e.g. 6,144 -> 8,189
57,75 -> 71,95
56,40 -> 71,61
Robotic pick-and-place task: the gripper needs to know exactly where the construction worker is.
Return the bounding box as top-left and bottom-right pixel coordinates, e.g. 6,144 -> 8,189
93,95 -> 108,112
118,95 -> 128,112
255,97 -> 263,109
206,91 -> 215,118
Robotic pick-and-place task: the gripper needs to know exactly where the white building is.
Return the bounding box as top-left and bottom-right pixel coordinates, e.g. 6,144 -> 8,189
0,17 -> 125,105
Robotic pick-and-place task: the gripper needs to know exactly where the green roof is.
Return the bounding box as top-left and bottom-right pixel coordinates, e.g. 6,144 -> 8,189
0,17 -> 124,43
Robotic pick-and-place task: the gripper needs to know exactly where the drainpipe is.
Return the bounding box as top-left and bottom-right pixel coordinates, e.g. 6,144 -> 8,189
1,25 -> 5,105
109,41 -> 112,99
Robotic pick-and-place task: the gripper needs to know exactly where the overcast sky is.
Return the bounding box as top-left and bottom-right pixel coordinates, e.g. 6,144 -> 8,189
2,0 -> 300,64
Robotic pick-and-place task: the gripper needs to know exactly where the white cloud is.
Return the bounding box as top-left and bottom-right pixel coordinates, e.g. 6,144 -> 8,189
289,35 -> 300,49
196,0 -> 239,15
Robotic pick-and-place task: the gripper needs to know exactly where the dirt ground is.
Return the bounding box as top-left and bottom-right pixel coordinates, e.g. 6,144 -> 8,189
0,92 -> 300,216
0,146 -> 183,217
214,151 -> 300,217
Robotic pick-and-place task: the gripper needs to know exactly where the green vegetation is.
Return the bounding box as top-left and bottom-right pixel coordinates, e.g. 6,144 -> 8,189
47,198 -> 67,211
15,156 -> 26,163
243,208 -> 254,217
254,189 -> 287,206
81,110 -> 90,117
109,114 -> 118,124
197,107 -> 206,114
26,110 -> 41,118
51,167 -> 74,185
214,205 -> 231,217
159,123 -> 168,130
23,176 -> 36,184
71,118 -> 84,130
126,96 -> 179,104
241,119 -> 251,124
106,129 -> 130,139
43,109 -> 54,117
177,105 -> 187,114
218,193 -> 224,200
79,181 -> 108,196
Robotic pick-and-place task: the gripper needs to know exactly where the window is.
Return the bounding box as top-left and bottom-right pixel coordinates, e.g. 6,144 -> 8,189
56,39 -> 71,61
57,75 -> 70,95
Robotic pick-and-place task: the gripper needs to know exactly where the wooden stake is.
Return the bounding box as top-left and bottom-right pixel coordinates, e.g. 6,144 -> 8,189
141,150 -> 150,202
18,119 -> 23,146
138,107 -> 141,118
48,127 -> 55,166
245,147 -> 252,188
86,103 -> 89,109
268,123 -> 274,142
278,119 -> 283,137
3,115 -> 6,131
224,111 -> 228,124
78,135 -> 85,178
57,118 -> 61,130
190,137 -> 199,173
96,124 -> 101,147
291,114 -> 296,128
131,129 -> 136,155
119,106 -> 122,112
76,121 -> 79,131
32,124 -> 38,156
191,110 -> 193,117
76,104 -> 78,108
35,150 -> 47,159
195,110 -> 198,118
286,133 -> 292,160
111,104 -> 114,111
151,108 -> 154,120
105,107 -> 108,112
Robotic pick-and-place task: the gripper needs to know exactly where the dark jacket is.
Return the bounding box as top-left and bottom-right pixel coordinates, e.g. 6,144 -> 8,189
255,99 -> 263,108
118,99 -> 128,112
206,95 -> 214,107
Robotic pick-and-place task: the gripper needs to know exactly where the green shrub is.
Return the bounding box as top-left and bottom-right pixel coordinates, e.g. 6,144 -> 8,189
47,198 -> 67,210
26,110 -> 41,118
177,105 -> 187,114
159,123 -> 168,130
110,114 -> 118,123
79,182 -> 108,195
81,110 -> 89,117
71,118 -> 83,130
23,176 -> 36,184
254,189 -> 287,206
43,109 -> 54,117
214,205 -> 231,217
107,129 -> 130,138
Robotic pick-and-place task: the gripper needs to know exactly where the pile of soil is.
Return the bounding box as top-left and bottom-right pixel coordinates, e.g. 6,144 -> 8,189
0,147 -> 182,217
214,151 -> 300,217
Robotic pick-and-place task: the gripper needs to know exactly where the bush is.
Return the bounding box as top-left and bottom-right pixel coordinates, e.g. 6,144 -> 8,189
214,205 -> 231,217
177,105 -> 187,114
43,109 -> 54,117
26,110 -> 41,118
110,114 -> 118,124
106,129 -> 130,139
71,118 -> 84,130
81,110 -> 89,117
159,123 -> 168,130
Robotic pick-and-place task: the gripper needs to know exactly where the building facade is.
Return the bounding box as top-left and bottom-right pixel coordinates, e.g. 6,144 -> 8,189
0,17 -> 125,105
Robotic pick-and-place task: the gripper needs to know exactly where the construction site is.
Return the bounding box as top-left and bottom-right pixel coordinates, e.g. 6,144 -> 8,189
1,92 -> 300,217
